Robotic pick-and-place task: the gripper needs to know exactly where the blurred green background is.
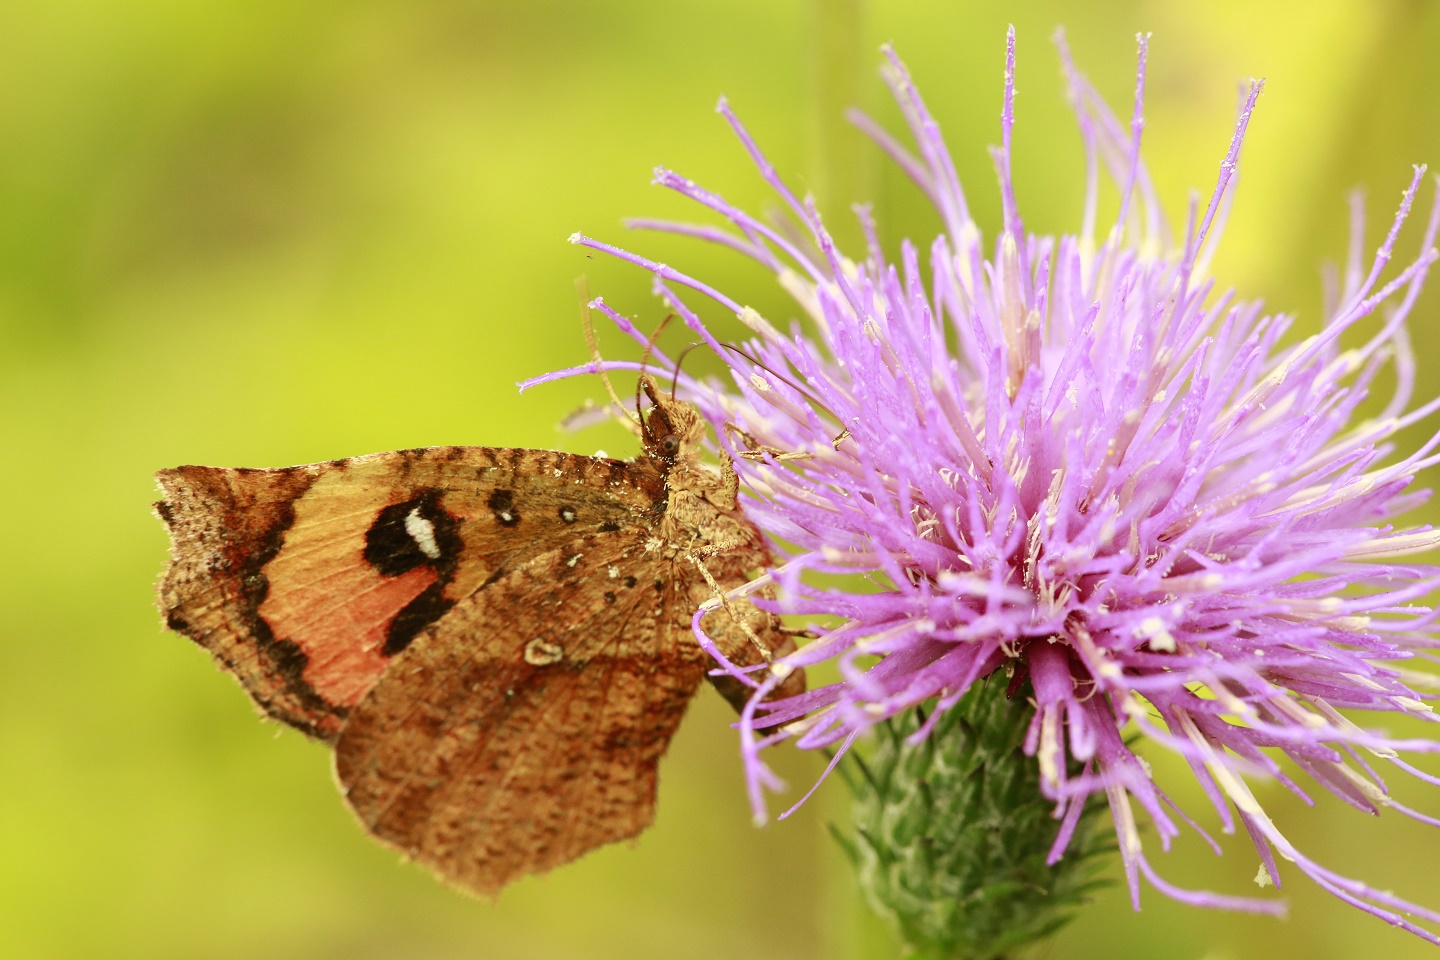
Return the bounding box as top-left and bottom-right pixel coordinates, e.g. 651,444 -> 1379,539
3,1 -> 1440,958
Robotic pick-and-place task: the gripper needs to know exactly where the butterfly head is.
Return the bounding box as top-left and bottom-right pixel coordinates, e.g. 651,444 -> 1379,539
639,374 -> 705,464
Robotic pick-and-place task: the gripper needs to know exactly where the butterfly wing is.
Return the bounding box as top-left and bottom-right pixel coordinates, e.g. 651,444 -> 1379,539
334,534 -> 708,896
156,447 -> 658,741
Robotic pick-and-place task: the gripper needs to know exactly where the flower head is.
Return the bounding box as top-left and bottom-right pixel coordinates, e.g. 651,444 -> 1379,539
551,29 -> 1440,940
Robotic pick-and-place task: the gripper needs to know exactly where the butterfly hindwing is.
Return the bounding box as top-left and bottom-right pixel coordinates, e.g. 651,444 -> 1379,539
334,534 -> 709,895
156,446 -> 656,741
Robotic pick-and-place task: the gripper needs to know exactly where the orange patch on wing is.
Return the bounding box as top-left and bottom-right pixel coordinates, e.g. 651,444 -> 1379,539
261,559 -> 438,706
258,488 -> 443,707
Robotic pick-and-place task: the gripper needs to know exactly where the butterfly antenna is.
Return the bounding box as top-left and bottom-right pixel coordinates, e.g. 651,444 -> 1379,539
714,342 -> 850,449
715,341 -> 845,429
634,313 -> 677,437
637,313 -> 676,380
669,341 -> 708,400
669,338 -> 839,428
577,276 -> 641,434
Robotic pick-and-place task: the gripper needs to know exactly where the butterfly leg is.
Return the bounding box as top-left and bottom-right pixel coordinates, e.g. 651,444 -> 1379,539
685,551 -> 804,711
725,423 -> 815,463
685,550 -> 777,664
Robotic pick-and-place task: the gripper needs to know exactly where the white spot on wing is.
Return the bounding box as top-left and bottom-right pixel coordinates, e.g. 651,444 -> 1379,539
524,638 -> 564,666
404,507 -> 442,559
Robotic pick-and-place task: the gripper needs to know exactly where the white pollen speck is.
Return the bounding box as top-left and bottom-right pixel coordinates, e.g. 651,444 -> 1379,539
566,553 -> 583,568
404,507 -> 442,559
499,511 -> 514,523
560,507 -> 577,523
593,449 -> 608,459
1137,616 -> 1176,652
608,566 -> 620,578
553,468 -> 563,478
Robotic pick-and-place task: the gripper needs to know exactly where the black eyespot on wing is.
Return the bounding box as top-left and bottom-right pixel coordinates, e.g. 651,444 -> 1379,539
364,491 -> 462,578
363,490 -> 464,657
488,489 -> 521,527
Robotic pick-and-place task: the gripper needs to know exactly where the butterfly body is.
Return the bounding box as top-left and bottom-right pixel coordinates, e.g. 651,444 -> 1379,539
156,381 -> 799,895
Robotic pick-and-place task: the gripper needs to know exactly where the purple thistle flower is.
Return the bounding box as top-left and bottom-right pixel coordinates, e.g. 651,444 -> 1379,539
536,29 -> 1440,941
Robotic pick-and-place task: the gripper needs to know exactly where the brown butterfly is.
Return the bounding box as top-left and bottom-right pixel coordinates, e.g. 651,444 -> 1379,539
155,374 -> 803,896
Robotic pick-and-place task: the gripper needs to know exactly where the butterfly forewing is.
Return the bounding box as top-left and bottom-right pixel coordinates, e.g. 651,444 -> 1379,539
157,446 -> 656,741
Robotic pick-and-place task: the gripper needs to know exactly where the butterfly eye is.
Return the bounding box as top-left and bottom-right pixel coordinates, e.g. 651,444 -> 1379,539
659,435 -> 681,458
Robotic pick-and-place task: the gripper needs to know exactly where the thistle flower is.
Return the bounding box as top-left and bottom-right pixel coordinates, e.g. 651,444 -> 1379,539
552,29 -> 1440,942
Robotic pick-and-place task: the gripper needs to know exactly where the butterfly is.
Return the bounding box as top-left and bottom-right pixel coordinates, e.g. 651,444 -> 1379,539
155,374 -> 803,896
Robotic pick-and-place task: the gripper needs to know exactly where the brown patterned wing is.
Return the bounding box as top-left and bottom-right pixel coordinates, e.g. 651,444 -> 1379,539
334,532 -> 709,896
156,447 -> 658,741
